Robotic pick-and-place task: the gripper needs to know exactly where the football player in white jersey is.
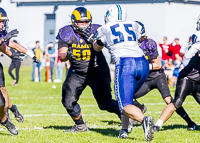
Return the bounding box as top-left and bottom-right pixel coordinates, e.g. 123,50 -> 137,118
80,4 -> 154,141
152,14 -> 200,133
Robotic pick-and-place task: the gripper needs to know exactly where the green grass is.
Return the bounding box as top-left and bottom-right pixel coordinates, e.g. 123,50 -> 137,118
0,67 -> 200,143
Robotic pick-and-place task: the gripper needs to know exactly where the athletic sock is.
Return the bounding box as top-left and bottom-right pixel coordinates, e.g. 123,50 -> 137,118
176,107 -> 192,124
154,119 -> 164,127
9,105 -> 16,113
74,116 -> 84,125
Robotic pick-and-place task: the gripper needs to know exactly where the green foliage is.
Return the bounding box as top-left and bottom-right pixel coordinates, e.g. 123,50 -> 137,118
0,67 -> 199,142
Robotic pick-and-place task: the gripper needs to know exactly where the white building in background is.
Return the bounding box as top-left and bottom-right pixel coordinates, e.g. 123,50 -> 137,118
1,0 -> 200,50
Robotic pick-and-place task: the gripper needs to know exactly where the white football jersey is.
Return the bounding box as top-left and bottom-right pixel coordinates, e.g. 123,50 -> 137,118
192,31 -> 200,44
96,21 -> 144,62
184,31 -> 200,60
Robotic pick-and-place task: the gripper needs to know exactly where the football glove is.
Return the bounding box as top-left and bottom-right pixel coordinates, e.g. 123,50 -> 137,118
0,29 -> 19,44
10,52 -> 24,61
32,56 -> 40,63
66,50 -> 75,60
79,28 -> 96,44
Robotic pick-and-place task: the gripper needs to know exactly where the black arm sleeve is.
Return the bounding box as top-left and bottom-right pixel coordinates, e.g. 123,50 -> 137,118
97,39 -> 104,46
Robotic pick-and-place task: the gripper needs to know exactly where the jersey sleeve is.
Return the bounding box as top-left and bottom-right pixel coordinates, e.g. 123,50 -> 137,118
58,39 -> 69,50
95,27 -> 107,45
184,42 -> 200,59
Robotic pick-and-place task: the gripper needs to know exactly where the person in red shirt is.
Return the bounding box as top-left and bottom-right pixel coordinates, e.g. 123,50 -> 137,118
158,37 -> 173,66
171,38 -> 182,61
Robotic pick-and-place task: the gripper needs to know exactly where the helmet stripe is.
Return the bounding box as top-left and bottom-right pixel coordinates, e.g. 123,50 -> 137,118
72,10 -> 81,21
116,5 -> 122,20
86,10 -> 91,20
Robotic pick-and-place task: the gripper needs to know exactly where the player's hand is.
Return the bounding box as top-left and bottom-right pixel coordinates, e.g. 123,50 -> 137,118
79,28 -> 96,44
32,56 -> 40,63
0,29 -> 19,43
66,50 -> 75,60
10,52 -> 24,61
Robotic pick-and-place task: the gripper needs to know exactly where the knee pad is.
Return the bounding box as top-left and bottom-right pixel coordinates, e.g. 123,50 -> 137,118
66,104 -> 81,117
0,92 -> 5,107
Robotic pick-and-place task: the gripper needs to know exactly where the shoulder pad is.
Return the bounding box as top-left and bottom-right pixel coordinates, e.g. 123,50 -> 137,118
91,24 -> 102,33
56,25 -> 74,42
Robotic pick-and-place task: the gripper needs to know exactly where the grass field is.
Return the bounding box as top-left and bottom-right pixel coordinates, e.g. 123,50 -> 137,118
0,67 -> 200,143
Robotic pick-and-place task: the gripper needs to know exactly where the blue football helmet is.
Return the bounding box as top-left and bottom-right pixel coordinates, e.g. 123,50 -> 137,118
71,7 -> 92,33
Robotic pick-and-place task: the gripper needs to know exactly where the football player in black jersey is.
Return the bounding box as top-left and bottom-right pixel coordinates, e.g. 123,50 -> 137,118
57,7 -> 120,132
153,20 -> 200,132
118,23 -> 196,138
0,7 -> 39,135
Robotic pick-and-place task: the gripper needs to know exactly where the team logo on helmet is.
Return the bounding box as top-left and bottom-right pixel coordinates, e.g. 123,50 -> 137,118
104,4 -> 127,24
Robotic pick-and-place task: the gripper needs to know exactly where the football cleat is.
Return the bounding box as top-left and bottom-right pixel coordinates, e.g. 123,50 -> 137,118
142,116 -> 154,141
187,121 -> 198,130
1,118 -> 18,135
64,122 -> 88,132
11,105 -> 24,122
118,129 -> 128,139
152,125 -> 160,132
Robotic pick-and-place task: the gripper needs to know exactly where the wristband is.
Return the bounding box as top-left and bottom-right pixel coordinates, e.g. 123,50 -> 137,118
26,50 -> 34,58
149,63 -> 153,70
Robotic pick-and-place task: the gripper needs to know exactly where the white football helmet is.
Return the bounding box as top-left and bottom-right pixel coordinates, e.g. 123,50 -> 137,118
196,14 -> 200,31
104,4 -> 127,24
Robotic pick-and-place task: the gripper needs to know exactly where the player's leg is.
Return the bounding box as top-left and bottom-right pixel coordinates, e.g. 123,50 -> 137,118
32,62 -> 36,81
87,64 -> 121,118
117,57 -> 154,141
155,72 -> 195,130
153,78 -> 192,131
0,91 -> 6,122
128,81 -> 153,131
0,83 -> 23,122
0,62 -> 18,135
14,61 -> 21,86
8,61 -> 16,86
61,70 -> 87,132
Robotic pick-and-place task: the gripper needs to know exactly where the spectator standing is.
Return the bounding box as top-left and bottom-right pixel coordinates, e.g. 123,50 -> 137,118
32,41 -> 43,82
171,38 -> 182,62
8,40 -> 22,86
158,37 -> 173,66
45,42 -> 56,82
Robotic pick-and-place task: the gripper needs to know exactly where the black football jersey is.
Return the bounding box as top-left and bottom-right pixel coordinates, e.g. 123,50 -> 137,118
57,24 -> 107,74
179,53 -> 200,83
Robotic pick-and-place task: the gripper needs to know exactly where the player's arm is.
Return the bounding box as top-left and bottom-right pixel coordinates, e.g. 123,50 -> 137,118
151,56 -> 162,70
184,43 -> 199,59
57,39 -> 74,61
0,44 -> 13,57
8,41 -> 27,54
0,43 -> 23,60
93,40 -> 104,52
8,41 -> 39,63
58,46 -> 69,61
